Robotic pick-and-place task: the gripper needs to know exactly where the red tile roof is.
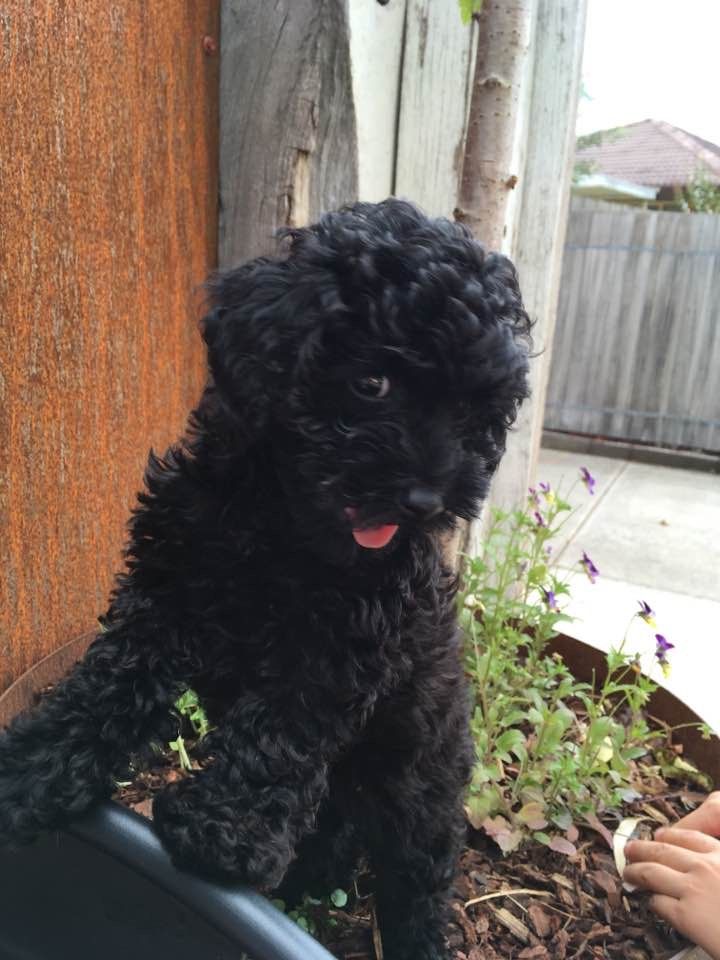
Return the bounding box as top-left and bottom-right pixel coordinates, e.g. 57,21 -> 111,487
576,119 -> 720,187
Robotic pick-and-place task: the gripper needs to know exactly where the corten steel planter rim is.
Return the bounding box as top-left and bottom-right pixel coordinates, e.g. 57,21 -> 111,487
546,633 -> 720,787
0,632 -> 336,960
3,630 -> 718,793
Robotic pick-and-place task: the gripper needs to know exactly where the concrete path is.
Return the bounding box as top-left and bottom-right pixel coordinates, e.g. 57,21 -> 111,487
535,447 -> 720,732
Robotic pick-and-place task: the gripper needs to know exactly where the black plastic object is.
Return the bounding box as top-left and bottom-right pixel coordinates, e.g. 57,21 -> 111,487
0,801 -> 337,960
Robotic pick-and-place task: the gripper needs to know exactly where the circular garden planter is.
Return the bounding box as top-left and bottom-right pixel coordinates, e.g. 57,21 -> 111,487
546,632 -> 720,787
0,634 -> 336,960
2,633 -> 718,959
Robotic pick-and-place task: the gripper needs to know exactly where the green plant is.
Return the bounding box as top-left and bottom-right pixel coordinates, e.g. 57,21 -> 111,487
460,470 -> 685,855
573,125 -> 627,184
683,165 -> 720,213
271,889 -> 348,936
458,0 -> 483,25
168,688 -> 211,772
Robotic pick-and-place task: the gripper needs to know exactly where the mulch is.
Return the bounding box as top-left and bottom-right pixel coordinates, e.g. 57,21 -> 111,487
114,756 -> 706,959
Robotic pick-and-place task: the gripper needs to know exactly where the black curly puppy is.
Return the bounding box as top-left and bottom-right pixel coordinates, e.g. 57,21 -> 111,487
0,199 -> 530,959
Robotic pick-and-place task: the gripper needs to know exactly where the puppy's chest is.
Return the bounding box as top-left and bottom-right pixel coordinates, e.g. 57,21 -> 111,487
241,580 -> 451,699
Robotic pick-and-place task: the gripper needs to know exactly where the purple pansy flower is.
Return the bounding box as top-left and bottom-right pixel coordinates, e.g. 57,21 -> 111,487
580,466 -> 596,495
637,600 -> 657,628
528,486 -> 541,507
543,588 -> 558,611
534,511 -> 546,528
580,551 -> 599,583
539,480 -> 555,504
654,633 -> 674,677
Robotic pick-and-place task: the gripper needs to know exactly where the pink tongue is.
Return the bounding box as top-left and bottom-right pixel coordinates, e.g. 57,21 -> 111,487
351,525 -> 399,549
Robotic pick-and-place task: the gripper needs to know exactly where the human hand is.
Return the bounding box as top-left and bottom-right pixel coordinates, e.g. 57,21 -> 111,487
673,791 -> 720,836
624,825 -> 720,959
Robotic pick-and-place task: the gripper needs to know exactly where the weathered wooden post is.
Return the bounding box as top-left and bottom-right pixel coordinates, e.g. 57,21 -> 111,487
489,0 -> 588,516
219,0 -> 359,265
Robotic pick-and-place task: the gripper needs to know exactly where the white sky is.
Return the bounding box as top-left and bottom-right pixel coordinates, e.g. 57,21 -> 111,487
577,0 -> 720,146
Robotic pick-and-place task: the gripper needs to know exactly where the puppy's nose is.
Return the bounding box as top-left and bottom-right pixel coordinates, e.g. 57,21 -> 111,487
402,487 -> 444,519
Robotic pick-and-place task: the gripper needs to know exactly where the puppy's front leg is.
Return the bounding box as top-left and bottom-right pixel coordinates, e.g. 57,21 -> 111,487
0,611 -> 187,844
152,694 -> 331,887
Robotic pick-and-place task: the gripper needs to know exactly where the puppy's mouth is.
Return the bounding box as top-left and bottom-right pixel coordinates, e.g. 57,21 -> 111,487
344,507 -> 399,550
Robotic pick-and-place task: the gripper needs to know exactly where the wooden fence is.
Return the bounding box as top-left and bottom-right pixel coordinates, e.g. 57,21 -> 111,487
545,198 -> 720,453
1,0 -> 584,695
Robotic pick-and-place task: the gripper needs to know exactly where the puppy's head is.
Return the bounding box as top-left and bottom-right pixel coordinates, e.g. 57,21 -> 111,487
203,199 -> 531,562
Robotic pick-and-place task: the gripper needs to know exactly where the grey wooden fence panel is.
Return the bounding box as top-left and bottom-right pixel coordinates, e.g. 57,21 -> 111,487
545,198 -> 720,452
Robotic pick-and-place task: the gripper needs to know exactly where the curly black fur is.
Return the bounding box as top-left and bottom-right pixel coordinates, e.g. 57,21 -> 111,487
0,200 -> 530,959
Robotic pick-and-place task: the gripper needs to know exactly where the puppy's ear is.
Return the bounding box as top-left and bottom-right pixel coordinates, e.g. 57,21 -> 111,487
201,261 -> 290,434
480,252 -> 533,344
475,253 -> 533,466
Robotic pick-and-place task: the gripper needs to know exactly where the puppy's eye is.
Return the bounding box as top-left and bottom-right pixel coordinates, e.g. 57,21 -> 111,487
351,375 -> 391,399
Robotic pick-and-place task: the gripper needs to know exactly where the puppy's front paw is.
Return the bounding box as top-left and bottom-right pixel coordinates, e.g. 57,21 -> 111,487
0,737 -> 99,845
0,769 -> 38,846
152,776 -> 293,888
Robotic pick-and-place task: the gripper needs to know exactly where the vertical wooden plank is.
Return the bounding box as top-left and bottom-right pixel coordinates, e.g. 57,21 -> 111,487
575,208 -> 620,435
585,210 -> 636,436
681,215 -> 720,450
653,213 -> 695,446
394,0 -> 477,217
546,199 -> 720,453
485,0 -> 588,517
627,211 -> 679,442
546,203 -> 593,431
0,1 -> 219,692
218,0 -> 358,266
609,208 -> 658,439
348,0 -> 407,202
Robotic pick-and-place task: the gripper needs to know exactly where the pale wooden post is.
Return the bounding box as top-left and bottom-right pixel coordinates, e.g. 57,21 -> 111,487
394,0 -> 478,217
468,0 -> 588,554
348,0 -> 407,202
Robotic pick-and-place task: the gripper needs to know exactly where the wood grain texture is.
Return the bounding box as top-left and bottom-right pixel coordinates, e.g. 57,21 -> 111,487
546,198 -> 720,453
0,2 -> 219,692
219,0 -> 358,266
394,0 -> 478,218
475,0 -> 586,531
348,0 -> 407,202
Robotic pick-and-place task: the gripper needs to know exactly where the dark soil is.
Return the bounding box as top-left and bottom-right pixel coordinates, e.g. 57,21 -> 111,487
113,752 -> 706,959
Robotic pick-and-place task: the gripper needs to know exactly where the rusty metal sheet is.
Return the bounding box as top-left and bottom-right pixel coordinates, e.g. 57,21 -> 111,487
0,2 -> 219,691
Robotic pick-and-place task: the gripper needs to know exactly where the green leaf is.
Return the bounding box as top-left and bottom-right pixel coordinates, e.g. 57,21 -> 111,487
168,735 -> 192,771
498,709 -> 529,729
466,788 -> 502,828
330,889 -> 348,909
552,809 -> 573,831
175,689 -> 199,713
528,564 -> 548,583
586,715 -> 614,748
458,0 -> 483,25
495,729 -> 527,761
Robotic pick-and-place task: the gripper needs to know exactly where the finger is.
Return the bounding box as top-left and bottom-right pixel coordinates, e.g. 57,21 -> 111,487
648,894 -> 684,933
623,862 -> 686,898
674,794 -> 720,835
625,839 -> 702,873
654,827 -> 720,854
